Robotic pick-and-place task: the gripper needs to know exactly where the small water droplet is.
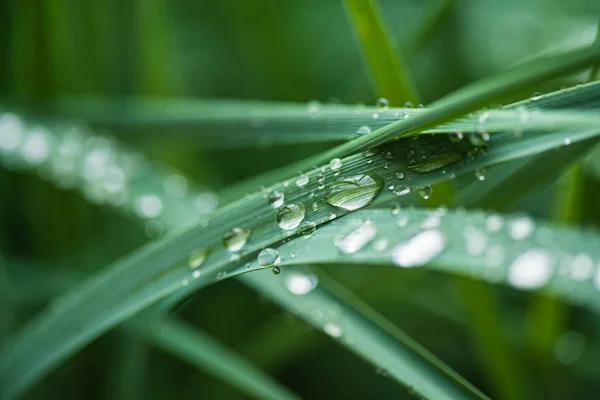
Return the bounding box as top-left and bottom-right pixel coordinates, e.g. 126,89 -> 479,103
188,248 -> 209,269
475,168 -> 487,181
272,266 -> 281,275
372,112 -> 379,119
382,151 -> 393,160
373,238 -> 389,251
324,322 -> 343,337
485,215 -> 503,232
404,101 -> 413,108
508,249 -> 552,289
337,220 -> 377,254
0,113 -> 24,152
568,254 -> 594,281
329,158 -> 342,171
563,138 -> 571,146
312,202 -> 319,212
397,215 -> 409,227
325,174 -> 384,211
164,174 -> 188,197
277,203 -> 306,230
192,270 -> 201,279
300,221 -> 317,236
295,173 -> 309,187
136,194 -> 163,218
258,248 -> 281,267
509,217 -> 534,240
285,272 -> 318,295
469,131 -> 490,147
531,92 -> 544,101
463,226 -> 488,256
377,97 -> 389,110
395,186 -> 411,196
391,230 -> 447,267
307,100 -> 321,116
357,125 -> 371,135
223,227 -> 252,251
268,190 -> 285,208
391,204 -> 400,215
449,132 -> 464,143
418,186 -> 432,200
395,172 -> 405,180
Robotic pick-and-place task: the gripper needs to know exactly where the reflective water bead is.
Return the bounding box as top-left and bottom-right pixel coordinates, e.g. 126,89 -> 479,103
277,203 -> 306,230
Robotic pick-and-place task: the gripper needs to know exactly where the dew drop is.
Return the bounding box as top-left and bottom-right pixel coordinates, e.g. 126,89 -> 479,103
391,230 -> 447,267
568,254 -> 594,281
382,150 -> 393,160
404,101 -> 413,108
324,322 -> 343,338
357,125 -> 371,135
192,270 -> 201,279
395,186 -> 411,196
307,100 -> 321,116
188,248 -> 209,269
377,97 -> 389,110
329,158 -> 342,171
509,217 -> 534,240
300,221 -> 317,236
372,112 -> 379,119
325,174 -> 384,211
285,272 -> 318,295
469,131 -> 490,146
258,248 -> 280,267
395,172 -> 405,180
223,227 -> 252,252
508,249 -> 552,289
21,129 -> 51,165
337,220 -> 377,254
418,186 -> 432,200
449,132 -> 464,143
295,173 -> 309,187
563,138 -> 571,146
268,190 -> 285,208
463,226 -> 488,256
474,168 -> 487,181
272,266 -> 281,275
135,194 -> 163,218
164,174 -> 188,197
486,215 -> 503,232
0,113 -> 24,152
277,203 -> 306,230
312,202 -> 319,212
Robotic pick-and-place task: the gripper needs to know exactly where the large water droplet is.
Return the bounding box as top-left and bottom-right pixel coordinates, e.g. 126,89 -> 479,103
295,173 -> 309,187
277,203 -> 306,230
268,190 -> 284,208
357,125 -> 371,135
418,186 -> 432,200
325,174 -> 383,211
188,248 -> 209,269
285,272 -> 318,295
258,248 -> 280,267
337,220 -> 377,254
223,227 -> 252,252
509,217 -> 534,240
377,97 -> 389,110
391,230 -> 447,267
329,158 -> 342,171
508,249 -> 552,289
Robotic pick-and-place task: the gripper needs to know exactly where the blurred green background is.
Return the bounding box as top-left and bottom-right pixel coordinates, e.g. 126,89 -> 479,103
2,0 -> 600,399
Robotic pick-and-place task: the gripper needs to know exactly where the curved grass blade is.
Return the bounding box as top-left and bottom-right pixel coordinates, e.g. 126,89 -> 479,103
2,95 -> 600,398
130,317 -> 301,400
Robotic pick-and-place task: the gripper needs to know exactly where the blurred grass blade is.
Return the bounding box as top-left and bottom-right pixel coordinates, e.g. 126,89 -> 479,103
343,0 -> 420,104
132,317 -> 301,400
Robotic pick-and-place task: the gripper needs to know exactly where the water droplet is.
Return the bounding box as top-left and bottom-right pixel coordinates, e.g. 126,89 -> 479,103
508,249 -> 552,289
569,254 -> 594,281
391,204 -> 400,215
329,158 -> 342,171
295,173 -> 309,187
307,100 -> 320,116
144,220 -> 164,239
0,113 -> 24,152
192,270 -> 202,279
188,248 -> 209,269
395,172 -> 405,180
469,131 -> 490,147
463,226 -> 488,256
377,97 -> 389,110
373,238 -> 389,251
509,217 -> 534,240
285,272 -> 318,295
272,266 -> 281,275
300,221 -> 317,236
357,125 -> 371,135
372,112 -> 379,119
395,186 -> 410,196
268,190 -> 284,208
531,92 -> 544,101
325,174 -> 384,211
474,168 -> 487,181
486,215 -> 503,232
311,202 -> 319,212
258,248 -> 280,267
418,186 -> 432,200
21,129 -> 51,165
329,213 -> 337,220
194,192 -> 218,215
277,203 -> 306,230
382,151 -> 393,160
223,227 -> 252,251
135,194 -> 163,218
404,101 -> 413,108
554,331 -> 585,364
391,230 -> 447,267
337,220 -> 377,254
563,138 -> 571,146
323,322 -> 343,338
397,215 -> 409,227
449,132 -> 464,143
164,174 -> 188,197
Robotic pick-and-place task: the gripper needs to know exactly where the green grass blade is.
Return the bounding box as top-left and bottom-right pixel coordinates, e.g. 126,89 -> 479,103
132,317 -> 301,400
343,0 -> 420,105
